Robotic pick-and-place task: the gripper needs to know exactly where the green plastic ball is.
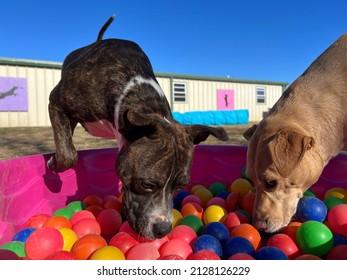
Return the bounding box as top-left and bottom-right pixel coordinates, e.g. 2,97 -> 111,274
178,215 -> 204,236
296,220 -> 333,257
52,207 -> 75,219
66,200 -> 86,213
209,182 -> 227,196
323,197 -> 346,210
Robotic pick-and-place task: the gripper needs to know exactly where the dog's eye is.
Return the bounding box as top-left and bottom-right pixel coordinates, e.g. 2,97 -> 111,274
265,180 -> 277,189
140,182 -> 155,193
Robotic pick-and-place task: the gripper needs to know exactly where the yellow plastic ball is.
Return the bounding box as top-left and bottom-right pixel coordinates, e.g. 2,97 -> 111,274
229,178 -> 253,198
191,184 -> 206,194
89,245 -> 125,260
324,187 -> 347,202
195,188 -> 213,207
172,208 -> 183,228
203,205 -> 227,224
58,227 -> 78,251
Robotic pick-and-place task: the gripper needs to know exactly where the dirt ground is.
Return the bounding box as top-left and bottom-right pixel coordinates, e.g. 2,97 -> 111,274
0,124 -> 255,161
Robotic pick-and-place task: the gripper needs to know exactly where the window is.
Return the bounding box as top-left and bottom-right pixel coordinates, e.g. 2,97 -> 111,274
173,82 -> 187,103
256,87 -> 265,104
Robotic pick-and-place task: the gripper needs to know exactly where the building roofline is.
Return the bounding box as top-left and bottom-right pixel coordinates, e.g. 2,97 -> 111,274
0,57 -> 288,87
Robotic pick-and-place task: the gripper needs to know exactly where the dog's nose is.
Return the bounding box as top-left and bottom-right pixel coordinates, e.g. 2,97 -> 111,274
153,221 -> 172,238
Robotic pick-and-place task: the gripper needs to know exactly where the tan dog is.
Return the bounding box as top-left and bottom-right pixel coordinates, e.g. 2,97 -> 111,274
243,32 -> 347,233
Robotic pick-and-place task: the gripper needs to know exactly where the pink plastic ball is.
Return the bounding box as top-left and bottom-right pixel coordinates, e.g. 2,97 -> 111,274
109,232 -> 139,254
25,227 -> 64,260
188,250 -> 221,260
168,225 -> 197,245
126,243 -> 160,260
206,197 -> 227,209
96,208 -> 122,236
160,239 -> 193,260
327,204 -> 347,235
182,195 -> 203,207
267,233 -> 300,259
119,221 -> 139,239
72,217 -> 101,238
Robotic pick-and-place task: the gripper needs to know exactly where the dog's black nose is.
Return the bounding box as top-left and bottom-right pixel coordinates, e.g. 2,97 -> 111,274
153,221 -> 172,238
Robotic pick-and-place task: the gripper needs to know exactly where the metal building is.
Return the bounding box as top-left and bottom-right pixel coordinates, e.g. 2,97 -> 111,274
0,57 -> 287,127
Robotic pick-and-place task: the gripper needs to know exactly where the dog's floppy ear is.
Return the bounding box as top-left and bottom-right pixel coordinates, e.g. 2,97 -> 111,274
268,129 -> 315,177
118,110 -> 161,141
185,125 -> 229,144
243,124 -> 258,140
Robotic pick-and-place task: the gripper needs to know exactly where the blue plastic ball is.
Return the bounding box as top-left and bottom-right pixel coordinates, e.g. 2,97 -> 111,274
173,190 -> 191,210
223,236 -> 255,259
202,222 -> 229,243
215,191 -> 229,200
191,235 -> 223,257
255,246 -> 288,260
12,228 -> 36,242
296,196 -> 327,222
333,234 -> 347,246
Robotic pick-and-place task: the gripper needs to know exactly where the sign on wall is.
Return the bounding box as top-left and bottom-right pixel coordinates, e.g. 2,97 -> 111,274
0,77 -> 28,111
217,89 -> 234,110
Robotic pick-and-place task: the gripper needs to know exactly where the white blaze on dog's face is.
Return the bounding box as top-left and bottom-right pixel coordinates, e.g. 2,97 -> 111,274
244,124 -> 324,233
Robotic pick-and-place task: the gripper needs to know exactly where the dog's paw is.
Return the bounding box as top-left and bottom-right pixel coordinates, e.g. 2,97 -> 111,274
47,155 -> 76,173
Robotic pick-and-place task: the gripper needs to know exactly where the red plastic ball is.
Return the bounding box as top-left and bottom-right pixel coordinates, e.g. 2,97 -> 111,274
326,245 -> 347,260
96,208 -> 122,236
221,212 -> 241,233
83,194 -> 104,207
72,217 -> 101,238
109,232 -> 139,254
126,243 -> 160,260
46,250 -> 77,260
267,233 -> 300,259
327,204 -> 347,235
85,205 -> 103,218
71,234 -> 107,260
168,225 -> 197,245
25,227 -> 64,260
228,253 -> 255,260
242,192 -> 256,216
225,192 -> 242,212
103,195 -> 123,212
188,250 -> 221,260
160,239 -> 193,260
26,213 -> 50,229
0,249 -> 20,260
159,255 -> 184,260
70,210 -> 96,225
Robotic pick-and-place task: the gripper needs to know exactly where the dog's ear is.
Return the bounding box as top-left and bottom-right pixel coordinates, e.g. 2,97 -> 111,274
243,124 -> 258,140
185,125 -> 229,144
268,129 -> 315,177
118,110 -> 160,141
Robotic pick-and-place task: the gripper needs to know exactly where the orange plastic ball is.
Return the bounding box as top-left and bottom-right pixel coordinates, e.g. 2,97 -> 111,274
71,234 -> 107,260
181,202 -> 204,219
281,221 -> 302,243
231,224 -> 261,250
43,216 -> 72,229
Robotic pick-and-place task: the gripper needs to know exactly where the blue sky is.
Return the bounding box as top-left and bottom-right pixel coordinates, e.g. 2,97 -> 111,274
1,0 -> 346,84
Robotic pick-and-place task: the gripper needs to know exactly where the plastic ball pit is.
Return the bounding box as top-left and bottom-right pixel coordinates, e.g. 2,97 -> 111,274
1,145 -> 347,260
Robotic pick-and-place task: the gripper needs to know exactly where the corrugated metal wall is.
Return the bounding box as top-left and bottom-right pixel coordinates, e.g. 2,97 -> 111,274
0,59 -> 287,127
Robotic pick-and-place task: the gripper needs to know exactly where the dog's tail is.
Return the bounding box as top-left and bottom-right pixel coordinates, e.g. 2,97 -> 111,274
97,14 -> 115,41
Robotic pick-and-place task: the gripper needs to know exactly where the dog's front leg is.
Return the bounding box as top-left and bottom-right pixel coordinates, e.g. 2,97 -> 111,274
48,102 -> 78,173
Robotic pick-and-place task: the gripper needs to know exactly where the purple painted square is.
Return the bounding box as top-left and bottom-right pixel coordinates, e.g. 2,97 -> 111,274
0,77 -> 28,111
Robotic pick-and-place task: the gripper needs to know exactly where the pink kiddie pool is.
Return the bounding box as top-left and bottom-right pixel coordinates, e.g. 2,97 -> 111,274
1,145 -> 347,247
